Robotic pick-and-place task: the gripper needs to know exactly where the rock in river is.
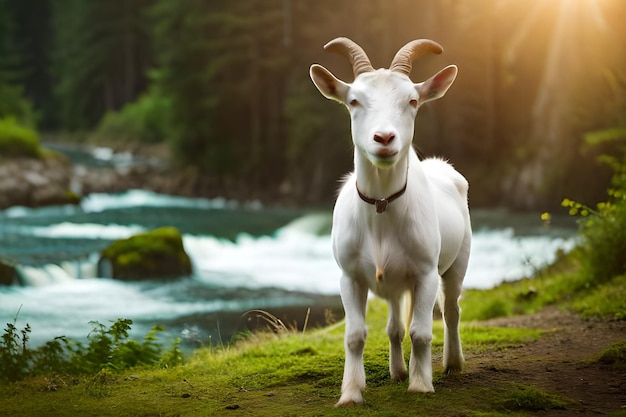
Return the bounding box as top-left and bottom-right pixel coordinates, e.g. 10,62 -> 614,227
99,227 -> 192,281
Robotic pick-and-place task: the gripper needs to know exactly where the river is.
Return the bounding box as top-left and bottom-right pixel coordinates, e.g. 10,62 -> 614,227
0,147 -> 578,349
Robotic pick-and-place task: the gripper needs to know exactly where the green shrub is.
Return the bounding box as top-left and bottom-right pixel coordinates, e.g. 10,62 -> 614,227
0,117 -> 41,159
0,317 -> 183,382
0,322 -> 32,381
92,90 -> 171,144
562,130 -> 626,286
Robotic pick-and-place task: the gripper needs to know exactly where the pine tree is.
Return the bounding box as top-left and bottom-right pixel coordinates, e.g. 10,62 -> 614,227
50,0 -> 153,129
0,0 -> 35,125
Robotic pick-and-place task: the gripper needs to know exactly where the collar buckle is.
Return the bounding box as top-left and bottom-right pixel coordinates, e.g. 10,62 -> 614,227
375,199 -> 388,213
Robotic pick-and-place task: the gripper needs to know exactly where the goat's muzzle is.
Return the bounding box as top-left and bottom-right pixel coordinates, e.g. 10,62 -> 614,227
373,132 -> 395,146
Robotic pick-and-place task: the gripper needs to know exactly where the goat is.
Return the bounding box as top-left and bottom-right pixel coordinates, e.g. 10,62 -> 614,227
309,38 -> 471,407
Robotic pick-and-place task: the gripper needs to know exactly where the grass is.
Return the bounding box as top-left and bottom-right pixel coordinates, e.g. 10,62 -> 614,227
460,249 -> 625,321
591,339 -> 626,369
3,244 -> 623,416
0,297 -> 555,417
497,383 -> 569,411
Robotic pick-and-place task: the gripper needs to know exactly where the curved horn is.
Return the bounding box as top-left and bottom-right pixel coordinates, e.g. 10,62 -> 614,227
389,39 -> 443,76
324,37 -> 374,78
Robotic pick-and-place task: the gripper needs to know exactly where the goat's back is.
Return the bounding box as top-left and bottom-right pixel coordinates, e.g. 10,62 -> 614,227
420,157 -> 471,275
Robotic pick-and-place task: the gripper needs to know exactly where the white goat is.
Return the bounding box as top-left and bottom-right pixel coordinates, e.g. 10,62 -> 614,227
309,38 -> 471,407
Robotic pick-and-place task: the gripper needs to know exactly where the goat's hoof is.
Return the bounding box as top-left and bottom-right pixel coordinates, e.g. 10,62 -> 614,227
444,359 -> 464,375
444,365 -> 463,375
391,369 -> 408,382
407,380 -> 434,393
335,393 -> 364,408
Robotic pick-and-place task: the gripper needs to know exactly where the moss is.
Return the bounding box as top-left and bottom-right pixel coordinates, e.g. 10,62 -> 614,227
0,117 -> 41,160
100,227 -> 192,281
592,340 -> 626,368
498,383 -> 569,411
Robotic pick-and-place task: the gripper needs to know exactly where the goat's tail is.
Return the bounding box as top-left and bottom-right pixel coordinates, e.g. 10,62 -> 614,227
402,290 -> 414,337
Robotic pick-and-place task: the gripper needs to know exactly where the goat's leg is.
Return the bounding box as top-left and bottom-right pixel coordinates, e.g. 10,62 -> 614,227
336,274 -> 368,407
440,233 -> 470,373
387,298 -> 408,381
440,271 -> 465,373
407,270 -> 439,393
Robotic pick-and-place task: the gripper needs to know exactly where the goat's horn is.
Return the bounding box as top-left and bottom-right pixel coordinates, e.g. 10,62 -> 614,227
389,39 -> 443,76
324,37 -> 374,78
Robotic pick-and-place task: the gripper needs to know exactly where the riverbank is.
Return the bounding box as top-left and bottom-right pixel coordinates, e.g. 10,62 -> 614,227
0,142 -> 320,211
1,297 -> 624,416
1,242 -> 625,416
0,155 -> 77,209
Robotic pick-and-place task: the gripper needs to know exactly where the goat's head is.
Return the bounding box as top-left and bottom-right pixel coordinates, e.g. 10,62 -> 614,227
310,37 -> 457,169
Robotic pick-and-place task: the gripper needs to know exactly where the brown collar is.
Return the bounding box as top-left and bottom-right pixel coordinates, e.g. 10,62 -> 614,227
356,181 -> 408,213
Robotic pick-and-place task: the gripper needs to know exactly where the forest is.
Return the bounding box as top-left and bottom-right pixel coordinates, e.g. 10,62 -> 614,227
1,0 -> 625,209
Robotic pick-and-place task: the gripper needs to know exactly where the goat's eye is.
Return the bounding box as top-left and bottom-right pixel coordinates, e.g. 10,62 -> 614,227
349,99 -> 360,107
409,99 -> 418,108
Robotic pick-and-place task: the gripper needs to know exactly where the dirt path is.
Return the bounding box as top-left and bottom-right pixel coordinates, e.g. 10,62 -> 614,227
443,308 -> 626,416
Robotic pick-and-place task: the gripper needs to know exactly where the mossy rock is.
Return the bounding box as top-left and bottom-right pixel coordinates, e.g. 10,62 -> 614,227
0,117 -> 41,160
100,227 -> 192,281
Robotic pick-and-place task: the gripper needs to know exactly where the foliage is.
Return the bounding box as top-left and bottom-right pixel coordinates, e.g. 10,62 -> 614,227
0,321 -> 32,381
50,0 -> 153,129
0,116 -> 41,159
0,317 -> 182,382
0,84 -> 36,127
464,132 -> 626,322
3,0 -> 626,206
572,274 -> 626,319
0,298 -> 551,416
0,0 -> 37,126
564,131 -> 626,284
91,88 -> 172,144
149,0 -> 290,179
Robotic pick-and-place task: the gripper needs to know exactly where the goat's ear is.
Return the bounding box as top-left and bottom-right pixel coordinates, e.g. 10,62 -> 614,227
310,64 -> 350,103
415,65 -> 458,104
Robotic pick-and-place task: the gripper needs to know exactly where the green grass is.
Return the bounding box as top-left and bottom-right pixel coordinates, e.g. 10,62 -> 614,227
572,273 -> 626,319
497,383 -> 569,411
0,298 -> 554,417
591,339 -> 626,369
5,245 -> 624,416
460,250 -> 625,321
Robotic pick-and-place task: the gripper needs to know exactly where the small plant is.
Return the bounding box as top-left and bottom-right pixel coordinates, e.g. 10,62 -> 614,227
0,316 -> 183,382
560,128 -> 626,285
0,321 -> 32,381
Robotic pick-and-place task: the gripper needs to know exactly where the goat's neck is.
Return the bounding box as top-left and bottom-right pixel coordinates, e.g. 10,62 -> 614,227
354,149 -> 410,200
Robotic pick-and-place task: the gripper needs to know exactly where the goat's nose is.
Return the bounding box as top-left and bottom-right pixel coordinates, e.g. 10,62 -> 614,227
373,132 -> 395,146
